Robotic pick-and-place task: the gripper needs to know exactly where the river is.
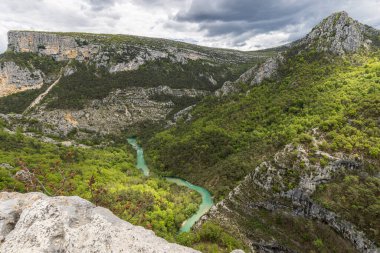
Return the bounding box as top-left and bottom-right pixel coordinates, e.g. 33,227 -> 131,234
127,137 -> 214,233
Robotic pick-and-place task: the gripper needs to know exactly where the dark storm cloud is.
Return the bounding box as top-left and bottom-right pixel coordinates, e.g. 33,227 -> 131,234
174,0 -> 321,37
1,0 -> 380,52
169,0 -> 380,48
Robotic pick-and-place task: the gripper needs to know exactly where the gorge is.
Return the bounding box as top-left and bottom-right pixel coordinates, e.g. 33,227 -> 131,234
128,137 -> 214,233
0,10 -> 379,253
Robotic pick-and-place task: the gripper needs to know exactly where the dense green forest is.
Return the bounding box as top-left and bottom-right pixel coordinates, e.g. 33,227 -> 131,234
0,124 -> 201,240
147,49 -> 380,244
44,59 -> 254,110
0,122 -> 247,252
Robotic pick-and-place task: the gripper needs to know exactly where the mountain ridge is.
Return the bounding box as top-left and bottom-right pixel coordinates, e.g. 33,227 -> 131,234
146,11 -> 380,252
0,11 -> 379,253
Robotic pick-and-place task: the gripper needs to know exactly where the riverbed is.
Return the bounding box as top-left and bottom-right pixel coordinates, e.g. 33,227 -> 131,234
127,137 -> 214,233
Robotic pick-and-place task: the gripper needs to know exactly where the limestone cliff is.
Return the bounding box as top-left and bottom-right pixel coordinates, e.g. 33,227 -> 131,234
0,192 -> 199,253
7,30 -> 264,71
0,61 -> 43,96
294,11 -> 379,55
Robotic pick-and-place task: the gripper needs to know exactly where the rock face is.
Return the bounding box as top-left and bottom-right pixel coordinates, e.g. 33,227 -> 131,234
215,54 -> 284,96
0,192 -> 199,253
296,11 -> 378,55
6,31 -> 257,72
216,11 -> 380,97
0,61 -> 43,96
8,31 -> 99,61
1,30 -> 268,134
200,132 -> 379,253
29,86 -> 209,136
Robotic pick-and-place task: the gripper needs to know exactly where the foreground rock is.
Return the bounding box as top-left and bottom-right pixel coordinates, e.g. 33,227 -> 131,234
0,192 -> 199,253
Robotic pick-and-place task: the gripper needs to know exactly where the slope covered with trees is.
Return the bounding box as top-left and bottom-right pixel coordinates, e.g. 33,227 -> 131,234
147,12 -> 380,251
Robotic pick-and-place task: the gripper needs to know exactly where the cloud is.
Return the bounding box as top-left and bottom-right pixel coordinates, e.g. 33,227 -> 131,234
86,0 -> 120,10
175,0 -> 313,32
170,0 -> 380,49
0,0 -> 379,53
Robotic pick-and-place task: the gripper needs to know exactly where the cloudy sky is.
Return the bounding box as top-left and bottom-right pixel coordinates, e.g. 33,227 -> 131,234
1,0 -> 380,52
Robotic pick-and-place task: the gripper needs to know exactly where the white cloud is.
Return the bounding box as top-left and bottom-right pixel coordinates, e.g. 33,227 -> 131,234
0,0 -> 379,53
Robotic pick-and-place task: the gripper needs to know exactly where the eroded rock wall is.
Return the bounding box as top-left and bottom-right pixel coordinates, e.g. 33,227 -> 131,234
0,61 -> 43,96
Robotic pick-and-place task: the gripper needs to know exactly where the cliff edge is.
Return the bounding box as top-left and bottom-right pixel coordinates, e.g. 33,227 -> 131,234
0,192 -> 199,253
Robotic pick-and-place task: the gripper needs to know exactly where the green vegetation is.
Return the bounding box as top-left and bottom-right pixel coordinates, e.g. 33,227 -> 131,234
177,222 -> 248,253
44,59 -> 253,110
0,85 -> 47,113
148,50 -> 380,199
313,167 -> 380,244
147,49 -> 380,250
0,125 -> 202,241
239,208 -> 357,253
0,52 -> 66,114
0,125 -> 248,251
0,51 -> 65,76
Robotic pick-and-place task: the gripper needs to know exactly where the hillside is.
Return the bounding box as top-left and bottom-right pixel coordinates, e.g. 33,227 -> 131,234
0,10 -> 379,253
0,31 -> 274,138
147,11 -> 380,252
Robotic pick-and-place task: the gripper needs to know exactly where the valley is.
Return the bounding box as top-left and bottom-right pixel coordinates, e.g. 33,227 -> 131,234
128,136 -> 214,233
0,10 -> 379,253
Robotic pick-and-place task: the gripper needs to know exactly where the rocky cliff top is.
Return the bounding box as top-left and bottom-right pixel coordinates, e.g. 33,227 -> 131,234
0,192 -> 199,253
215,11 -> 380,96
295,11 -> 379,55
7,30 -> 267,63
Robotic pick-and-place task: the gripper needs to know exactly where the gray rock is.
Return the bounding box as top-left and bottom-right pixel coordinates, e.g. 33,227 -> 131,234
173,105 -> 195,122
215,54 -> 284,96
0,61 -> 43,97
8,31 -> 99,61
295,11 -> 376,55
0,163 -> 13,170
29,86 -> 209,136
202,136 -> 379,253
14,170 -> 33,182
250,54 -> 284,85
0,192 -> 199,253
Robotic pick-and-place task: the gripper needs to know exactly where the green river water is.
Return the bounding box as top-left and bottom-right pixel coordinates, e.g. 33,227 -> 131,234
127,137 -> 214,233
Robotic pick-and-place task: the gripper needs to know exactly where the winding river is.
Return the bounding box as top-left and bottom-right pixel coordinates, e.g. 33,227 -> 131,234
127,137 -> 214,233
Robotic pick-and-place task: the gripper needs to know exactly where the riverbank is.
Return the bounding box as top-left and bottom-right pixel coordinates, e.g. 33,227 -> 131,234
127,137 -> 214,232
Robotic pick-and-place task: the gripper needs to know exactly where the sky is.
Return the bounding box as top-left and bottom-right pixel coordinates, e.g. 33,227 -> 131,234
1,0 -> 380,53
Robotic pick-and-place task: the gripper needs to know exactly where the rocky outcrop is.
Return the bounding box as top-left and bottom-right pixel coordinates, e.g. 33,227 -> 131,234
249,55 -> 284,85
173,105 -> 195,122
0,61 -> 43,96
29,86 -> 209,136
295,11 -> 377,55
0,163 -> 13,170
0,192 -> 199,253
282,189 -> 377,253
200,134 -> 379,253
216,11 -> 380,97
7,31 -> 216,74
215,54 -> 284,96
8,31 -> 99,61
